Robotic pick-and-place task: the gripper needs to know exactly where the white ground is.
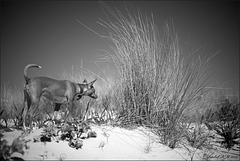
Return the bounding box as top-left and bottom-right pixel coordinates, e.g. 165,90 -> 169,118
2,125 -> 240,160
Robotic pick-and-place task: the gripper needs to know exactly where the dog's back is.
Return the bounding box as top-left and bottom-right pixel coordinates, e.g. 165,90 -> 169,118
26,77 -> 74,103
24,64 -> 71,99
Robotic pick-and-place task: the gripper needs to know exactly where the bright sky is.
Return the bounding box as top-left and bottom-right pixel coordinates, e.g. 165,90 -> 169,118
1,1 -> 239,96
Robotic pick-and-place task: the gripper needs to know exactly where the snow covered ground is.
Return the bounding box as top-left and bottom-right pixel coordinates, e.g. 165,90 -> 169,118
1,124 -> 240,160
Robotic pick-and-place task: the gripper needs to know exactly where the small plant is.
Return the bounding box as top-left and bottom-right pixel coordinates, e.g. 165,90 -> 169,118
143,134 -> 152,153
58,153 -> 67,161
182,123 -> 214,161
214,122 -> 239,150
183,108 -> 214,150
206,95 -> 240,150
152,110 -> 185,149
99,95 -> 114,123
0,139 -> 11,160
184,127 -> 210,150
0,134 -> 28,161
40,139 -> 48,160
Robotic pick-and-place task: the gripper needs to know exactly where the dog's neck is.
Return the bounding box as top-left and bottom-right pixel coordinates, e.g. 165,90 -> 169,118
75,83 -> 81,94
78,83 -> 86,94
74,83 -> 88,100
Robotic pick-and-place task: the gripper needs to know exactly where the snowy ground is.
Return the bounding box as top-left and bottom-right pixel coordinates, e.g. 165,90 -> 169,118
1,124 -> 240,160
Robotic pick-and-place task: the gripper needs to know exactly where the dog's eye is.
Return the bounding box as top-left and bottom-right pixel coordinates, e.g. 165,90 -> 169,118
88,85 -> 93,89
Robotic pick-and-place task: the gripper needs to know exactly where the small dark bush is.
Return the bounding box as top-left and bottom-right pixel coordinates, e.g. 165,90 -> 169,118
206,97 -> 240,150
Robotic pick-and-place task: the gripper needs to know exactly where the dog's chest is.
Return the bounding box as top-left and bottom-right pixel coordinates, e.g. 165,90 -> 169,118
42,89 -> 68,103
53,95 -> 68,103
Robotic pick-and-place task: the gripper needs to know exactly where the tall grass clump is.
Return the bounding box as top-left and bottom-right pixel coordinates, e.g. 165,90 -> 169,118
0,84 -> 14,127
98,2 -> 213,148
0,84 -> 24,127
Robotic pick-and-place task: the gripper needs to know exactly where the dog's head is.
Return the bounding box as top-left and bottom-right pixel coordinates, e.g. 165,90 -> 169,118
76,78 -> 98,100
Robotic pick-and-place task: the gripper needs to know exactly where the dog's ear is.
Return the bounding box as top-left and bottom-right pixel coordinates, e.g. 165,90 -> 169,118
83,79 -> 87,84
88,78 -> 97,87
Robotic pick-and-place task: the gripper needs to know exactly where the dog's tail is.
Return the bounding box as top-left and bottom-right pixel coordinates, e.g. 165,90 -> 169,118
24,64 -> 42,83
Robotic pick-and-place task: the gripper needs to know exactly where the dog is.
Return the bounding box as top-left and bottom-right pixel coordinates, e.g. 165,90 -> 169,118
22,64 -> 98,129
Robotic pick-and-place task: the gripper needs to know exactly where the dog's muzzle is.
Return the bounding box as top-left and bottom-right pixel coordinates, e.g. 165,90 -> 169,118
84,88 -> 98,99
76,88 -> 98,100
90,93 -> 98,99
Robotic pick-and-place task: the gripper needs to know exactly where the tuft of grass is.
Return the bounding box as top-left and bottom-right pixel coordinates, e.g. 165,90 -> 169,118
0,84 -> 13,127
97,2 -> 215,148
0,84 -> 24,127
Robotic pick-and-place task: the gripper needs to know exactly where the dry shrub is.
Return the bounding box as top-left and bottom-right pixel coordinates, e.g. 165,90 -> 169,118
97,2 -> 213,148
0,84 -> 24,127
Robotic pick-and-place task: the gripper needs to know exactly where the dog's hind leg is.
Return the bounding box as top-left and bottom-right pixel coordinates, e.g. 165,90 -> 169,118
22,89 -> 31,130
28,96 -> 40,130
23,89 -> 40,130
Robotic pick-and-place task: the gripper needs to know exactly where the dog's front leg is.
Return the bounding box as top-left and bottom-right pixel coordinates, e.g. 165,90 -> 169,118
67,101 -> 74,119
53,103 -> 62,121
